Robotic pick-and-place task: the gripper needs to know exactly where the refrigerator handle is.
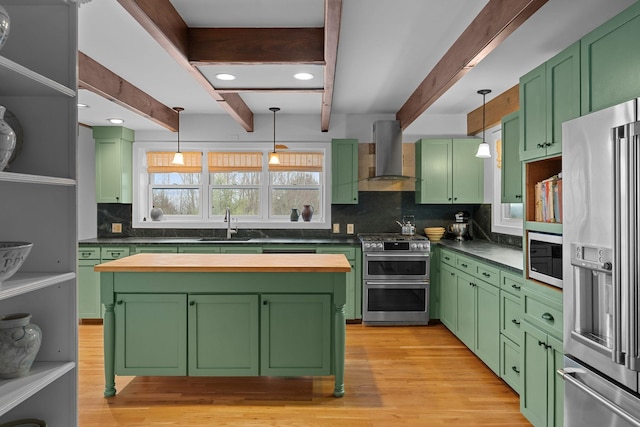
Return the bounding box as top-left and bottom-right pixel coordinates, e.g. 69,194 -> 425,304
628,123 -> 640,371
558,369 -> 640,427
612,126 -> 625,365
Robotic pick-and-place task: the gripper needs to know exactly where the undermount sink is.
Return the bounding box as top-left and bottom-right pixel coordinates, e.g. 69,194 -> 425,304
198,237 -> 252,242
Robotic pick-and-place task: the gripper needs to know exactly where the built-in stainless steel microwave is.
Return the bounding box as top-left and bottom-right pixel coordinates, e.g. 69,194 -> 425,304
528,231 -> 563,288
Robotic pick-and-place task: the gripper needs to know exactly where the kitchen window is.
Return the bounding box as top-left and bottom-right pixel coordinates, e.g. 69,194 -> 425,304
132,142 -> 331,229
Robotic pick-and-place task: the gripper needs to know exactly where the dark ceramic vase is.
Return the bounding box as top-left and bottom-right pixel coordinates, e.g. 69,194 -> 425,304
290,208 -> 299,222
301,205 -> 314,222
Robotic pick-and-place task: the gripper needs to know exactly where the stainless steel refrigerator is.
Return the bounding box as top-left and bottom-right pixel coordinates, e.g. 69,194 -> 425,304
561,98 -> 640,426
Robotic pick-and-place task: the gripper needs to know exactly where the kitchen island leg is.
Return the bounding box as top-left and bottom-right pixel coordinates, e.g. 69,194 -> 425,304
334,303 -> 346,397
103,302 -> 116,397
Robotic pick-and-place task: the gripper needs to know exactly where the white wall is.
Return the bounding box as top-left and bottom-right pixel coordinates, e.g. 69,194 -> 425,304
77,125 -> 96,240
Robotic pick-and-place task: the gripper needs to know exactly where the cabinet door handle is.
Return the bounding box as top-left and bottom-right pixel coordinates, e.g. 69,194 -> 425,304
450,272 -> 455,276
454,197 -> 457,201
512,366 -> 520,374
117,300 -> 123,305
512,319 -> 521,326
511,284 -> 521,290
263,300 -> 268,305
541,312 -> 554,322
189,301 -> 195,306
448,197 -> 452,201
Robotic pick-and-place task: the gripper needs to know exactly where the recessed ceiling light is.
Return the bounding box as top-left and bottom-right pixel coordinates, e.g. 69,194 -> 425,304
77,103 -> 90,108
215,73 -> 236,81
107,118 -> 124,124
293,72 -> 314,81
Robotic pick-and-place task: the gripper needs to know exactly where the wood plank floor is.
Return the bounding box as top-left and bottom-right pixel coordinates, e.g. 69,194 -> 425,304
79,323 -> 531,426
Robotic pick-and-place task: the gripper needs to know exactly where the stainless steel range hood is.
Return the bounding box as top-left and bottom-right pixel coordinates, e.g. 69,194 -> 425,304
371,120 -> 411,180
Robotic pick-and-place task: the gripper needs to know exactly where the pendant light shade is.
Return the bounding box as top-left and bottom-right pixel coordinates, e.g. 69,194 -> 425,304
268,107 -> 281,165
475,89 -> 492,159
172,107 -> 184,165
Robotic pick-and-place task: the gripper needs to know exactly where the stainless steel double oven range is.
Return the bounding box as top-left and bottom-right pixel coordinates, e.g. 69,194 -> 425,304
359,233 -> 430,325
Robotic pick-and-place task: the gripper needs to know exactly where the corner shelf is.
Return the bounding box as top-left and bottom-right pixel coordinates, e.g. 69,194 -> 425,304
524,156 -> 562,230
0,272 -> 76,301
0,362 -> 76,416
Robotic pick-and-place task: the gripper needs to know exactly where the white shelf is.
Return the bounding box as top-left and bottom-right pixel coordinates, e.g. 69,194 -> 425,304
0,272 -> 76,301
0,362 -> 76,416
0,172 -> 76,186
0,56 -> 75,98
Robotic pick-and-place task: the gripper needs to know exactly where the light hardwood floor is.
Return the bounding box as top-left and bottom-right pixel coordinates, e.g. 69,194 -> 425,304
79,323 -> 531,426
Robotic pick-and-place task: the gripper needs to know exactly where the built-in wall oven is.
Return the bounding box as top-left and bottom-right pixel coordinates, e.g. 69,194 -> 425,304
360,234 -> 430,325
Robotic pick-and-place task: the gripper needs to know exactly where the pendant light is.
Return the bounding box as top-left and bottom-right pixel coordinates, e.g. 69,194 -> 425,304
171,107 -> 184,165
475,89 -> 492,159
268,107 -> 281,165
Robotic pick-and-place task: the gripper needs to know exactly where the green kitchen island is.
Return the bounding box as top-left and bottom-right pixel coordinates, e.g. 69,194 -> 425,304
95,253 -> 351,398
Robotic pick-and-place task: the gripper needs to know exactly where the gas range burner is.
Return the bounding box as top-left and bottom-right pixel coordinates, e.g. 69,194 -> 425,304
358,233 -> 428,242
359,233 -> 430,252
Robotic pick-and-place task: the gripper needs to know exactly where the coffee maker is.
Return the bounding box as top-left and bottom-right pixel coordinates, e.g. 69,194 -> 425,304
447,211 -> 471,241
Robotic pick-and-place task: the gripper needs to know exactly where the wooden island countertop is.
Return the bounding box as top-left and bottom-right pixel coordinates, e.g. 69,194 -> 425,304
94,252 -> 352,273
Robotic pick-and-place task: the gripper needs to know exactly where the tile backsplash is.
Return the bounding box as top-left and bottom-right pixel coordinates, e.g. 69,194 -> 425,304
97,194 -> 522,249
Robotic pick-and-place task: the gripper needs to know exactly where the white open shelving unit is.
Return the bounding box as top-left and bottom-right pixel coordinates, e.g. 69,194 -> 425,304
0,0 -> 78,425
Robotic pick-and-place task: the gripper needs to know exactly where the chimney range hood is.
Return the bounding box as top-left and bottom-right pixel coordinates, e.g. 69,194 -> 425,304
371,120 -> 411,180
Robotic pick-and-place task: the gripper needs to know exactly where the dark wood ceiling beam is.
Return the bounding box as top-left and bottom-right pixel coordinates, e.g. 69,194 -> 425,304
78,51 -> 178,131
117,0 -> 254,132
189,28 -> 324,64
321,0 -> 342,132
467,84 -> 519,135
396,0 -> 548,130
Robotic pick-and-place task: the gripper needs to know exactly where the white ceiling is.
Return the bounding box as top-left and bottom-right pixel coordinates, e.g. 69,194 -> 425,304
77,0 -> 636,135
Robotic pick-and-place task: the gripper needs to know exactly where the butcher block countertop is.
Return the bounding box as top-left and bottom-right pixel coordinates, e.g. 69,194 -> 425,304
94,252 -> 352,273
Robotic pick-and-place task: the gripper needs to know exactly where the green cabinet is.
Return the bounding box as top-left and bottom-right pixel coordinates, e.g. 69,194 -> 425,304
220,246 -> 263,254
581,1 -> 640,114
317,246 -> 361,320
520,283 -> 563,427
499,269 -> 524,395
188,294 -> 259,376
415,138 -> 483,204
520,42 -> 580,161
114,293 -> 188,376
331,138 -> 358,204
440,262 -> 458,332
93,126 -> 134,203
438,249 -> 500,375
178,246 -> 222,253
78,248 -> 101,319
260,294 -> 332,376
501,111 -> 523,203
133,245 -> 178,253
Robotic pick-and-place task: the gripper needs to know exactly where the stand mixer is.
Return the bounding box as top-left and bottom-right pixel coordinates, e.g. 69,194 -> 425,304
448,211 -> 471,241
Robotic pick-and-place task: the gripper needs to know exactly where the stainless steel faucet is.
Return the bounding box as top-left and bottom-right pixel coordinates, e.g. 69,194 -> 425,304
224,206 -> 238,239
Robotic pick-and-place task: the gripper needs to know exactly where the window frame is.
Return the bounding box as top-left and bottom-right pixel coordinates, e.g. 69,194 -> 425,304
132,141 -> 332,229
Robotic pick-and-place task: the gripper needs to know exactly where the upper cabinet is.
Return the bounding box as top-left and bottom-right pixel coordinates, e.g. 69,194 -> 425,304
94,126 -> 134,204
519,42 -> 580,162
415,138 -> 483,204
501,111 -> 522,203
0,1 -> 78,425
331,138 -> 358,204
581,1 -> 640,115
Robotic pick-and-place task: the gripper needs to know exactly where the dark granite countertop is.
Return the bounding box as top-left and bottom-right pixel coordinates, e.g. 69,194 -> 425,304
78,237 -> 360,247
436,239 -> 523,274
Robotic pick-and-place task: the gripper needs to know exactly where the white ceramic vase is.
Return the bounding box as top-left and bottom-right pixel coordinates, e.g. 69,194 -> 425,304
0,106 -> 16,171
0,313 -> 42,379
0,5 -> 9,51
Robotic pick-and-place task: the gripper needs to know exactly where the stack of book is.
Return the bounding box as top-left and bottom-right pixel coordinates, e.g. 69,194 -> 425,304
534,173 -> 562,223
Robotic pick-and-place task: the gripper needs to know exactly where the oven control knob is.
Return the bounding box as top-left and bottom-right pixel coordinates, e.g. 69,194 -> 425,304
376,243 -> 383,249
603,262 -> 612,271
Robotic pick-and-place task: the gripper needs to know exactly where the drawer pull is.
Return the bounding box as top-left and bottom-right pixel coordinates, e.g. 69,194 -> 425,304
511,284 -> 521,290
541,312 -> 554,322
512,366 -> 520,375
511,319 -> 521,326
189,301 -> 195,306
82,253 -> 90,258
482,272 -> 490,277
117,300 -> 123,305
444,256 -> 450,261
538,340 -> 546,347
460,263 -> 468,268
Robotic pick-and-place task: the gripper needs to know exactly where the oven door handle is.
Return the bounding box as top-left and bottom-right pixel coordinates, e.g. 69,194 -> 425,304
365,281 -> 429,286
364,253 -> 429,259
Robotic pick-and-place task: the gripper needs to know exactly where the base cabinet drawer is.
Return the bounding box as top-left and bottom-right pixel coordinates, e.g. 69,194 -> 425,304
500,335 -> 521,394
